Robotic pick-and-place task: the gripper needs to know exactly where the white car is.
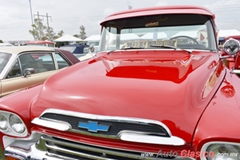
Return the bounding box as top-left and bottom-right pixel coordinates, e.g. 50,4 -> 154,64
78,52 -> 96,61
0,43 -> 13,47
78,45 -> 98,61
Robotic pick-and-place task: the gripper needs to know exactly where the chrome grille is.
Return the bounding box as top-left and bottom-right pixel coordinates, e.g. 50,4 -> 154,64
36,135 -> 193,160
41,113 -> 169,137
32,109 -> 185,146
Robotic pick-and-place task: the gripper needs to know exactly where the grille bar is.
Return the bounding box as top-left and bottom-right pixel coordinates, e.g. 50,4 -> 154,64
38,135 -> 167,160
46,144 -> 114,160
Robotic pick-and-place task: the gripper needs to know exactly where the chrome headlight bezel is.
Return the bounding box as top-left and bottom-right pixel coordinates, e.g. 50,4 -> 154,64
201,141 -> 240,160
0,111 -> 27,137
0,113 -> 8,130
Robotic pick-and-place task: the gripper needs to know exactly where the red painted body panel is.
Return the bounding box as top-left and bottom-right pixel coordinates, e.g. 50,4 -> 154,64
225,35 -> 240,41
0,48 -> 236,154
193,71 -> 240,150
29,50 -> 224,144
1,5 -> 240,160
0,84 -> 42,147
27,40 -> 54,45
101,5 -> 215,25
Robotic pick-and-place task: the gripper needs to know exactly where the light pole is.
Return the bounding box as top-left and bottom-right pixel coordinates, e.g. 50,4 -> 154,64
29,0 -> 34,27
29,0 -> 35,40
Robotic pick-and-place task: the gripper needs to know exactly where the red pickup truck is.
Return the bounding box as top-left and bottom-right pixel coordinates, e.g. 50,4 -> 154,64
1,5 -> 240,160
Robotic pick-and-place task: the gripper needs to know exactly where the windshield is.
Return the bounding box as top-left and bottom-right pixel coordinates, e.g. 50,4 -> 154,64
60,45 -> 89,54
0,52 -> 12,74
99,14 -> 217,52
60,46 -> 76,53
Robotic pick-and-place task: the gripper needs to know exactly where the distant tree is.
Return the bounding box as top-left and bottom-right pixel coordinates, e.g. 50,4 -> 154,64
29,18 -> 64,41
53,30 -> 64,40
29,18 -> 47,40
79,25 -> 87,40
73,34 -> 79,38
57,30 -> 64,38
54,30 -> 65,48
46,27 -> 56,41
0,40 -> 3,43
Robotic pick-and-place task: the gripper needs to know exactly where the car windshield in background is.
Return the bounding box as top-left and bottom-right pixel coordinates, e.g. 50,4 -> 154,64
99,14 -> 217,52
60,46 -> 76,53
0,52 -> 12,74
60,45 -> 89,54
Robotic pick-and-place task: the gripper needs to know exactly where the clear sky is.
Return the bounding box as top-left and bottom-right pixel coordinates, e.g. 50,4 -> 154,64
0,0 -> 239,41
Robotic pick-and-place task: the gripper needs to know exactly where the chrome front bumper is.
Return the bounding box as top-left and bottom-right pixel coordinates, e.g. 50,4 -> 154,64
5,144 -> 68,160
4,132 -> 194,160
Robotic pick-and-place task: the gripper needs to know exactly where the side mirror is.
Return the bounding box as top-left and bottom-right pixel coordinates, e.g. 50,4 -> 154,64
23,68 -> 35,77
89,45 -> 95,53
221,38 -> 240,74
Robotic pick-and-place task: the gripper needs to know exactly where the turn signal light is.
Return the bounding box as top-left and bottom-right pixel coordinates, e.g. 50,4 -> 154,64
5,155 -> 23,160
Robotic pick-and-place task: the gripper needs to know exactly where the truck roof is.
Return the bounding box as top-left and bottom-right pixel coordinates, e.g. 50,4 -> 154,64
225,35 -> 240,41
27,40 -> 54,45
101,5 -> 215,25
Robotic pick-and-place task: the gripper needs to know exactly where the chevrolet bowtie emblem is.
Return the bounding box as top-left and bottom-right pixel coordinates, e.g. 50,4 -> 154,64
78,121 -> 110,132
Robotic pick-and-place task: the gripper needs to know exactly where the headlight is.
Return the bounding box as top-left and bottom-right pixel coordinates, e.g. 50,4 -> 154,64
9,114 -> 25,133
201,142 -> 240,160
0,111 -> 27,137
0,113 -> 8,130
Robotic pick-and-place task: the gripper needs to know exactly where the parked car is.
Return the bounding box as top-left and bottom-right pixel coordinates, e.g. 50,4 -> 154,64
60,43 -> 89,58
0,43 -> 13,47
2,5 -> 240,160
26,40 -> 55,47
77,45 -> 99,61
0,46 -> 79,97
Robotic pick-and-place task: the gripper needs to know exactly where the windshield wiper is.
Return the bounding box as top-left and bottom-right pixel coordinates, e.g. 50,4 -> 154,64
108,47 -> 144,54
122,47 -> 145,50
150,45 -> 192,54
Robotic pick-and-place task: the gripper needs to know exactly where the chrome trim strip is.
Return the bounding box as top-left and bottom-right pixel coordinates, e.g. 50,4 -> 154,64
43,135 -> 142,159
41,135 -> 180,160
46,153 -> 79,160
7,140 -> 192,160
45,143 -> 115,160
32,108 -> 186,146
118,130 -> 185,146
5,132 -> 189,160
3,131 -> 41,149
32,118 -> 71,131
5,145 -> 73,160
37,108 -> 172,136
231,69 -> 240,74
41,134 -> 148,155
4,153 -> 25,160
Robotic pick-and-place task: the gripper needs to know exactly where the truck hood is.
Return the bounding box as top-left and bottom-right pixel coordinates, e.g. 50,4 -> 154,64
31,50 -> 225,144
